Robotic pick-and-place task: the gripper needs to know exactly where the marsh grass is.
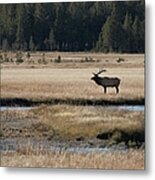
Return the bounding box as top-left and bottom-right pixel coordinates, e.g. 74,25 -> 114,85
1,105 -> 144,169
1,149 -> 144,169
31,105 -> 144,140
1,105 -> 144,142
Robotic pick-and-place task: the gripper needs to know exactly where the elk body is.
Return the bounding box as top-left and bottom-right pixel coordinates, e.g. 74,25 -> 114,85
91,70 -> 121,94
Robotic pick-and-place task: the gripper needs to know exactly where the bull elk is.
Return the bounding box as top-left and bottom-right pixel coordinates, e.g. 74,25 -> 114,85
91,69 -> 121,94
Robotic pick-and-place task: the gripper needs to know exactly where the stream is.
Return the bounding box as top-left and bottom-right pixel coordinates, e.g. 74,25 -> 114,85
0,105 -> 144,112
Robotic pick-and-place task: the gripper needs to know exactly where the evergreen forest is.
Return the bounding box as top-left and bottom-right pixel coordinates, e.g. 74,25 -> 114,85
0,1 -> 145,53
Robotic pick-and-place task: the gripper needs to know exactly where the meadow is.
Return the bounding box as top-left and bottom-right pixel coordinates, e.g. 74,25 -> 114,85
0,52 -> 145,169
1,52 -> 144,102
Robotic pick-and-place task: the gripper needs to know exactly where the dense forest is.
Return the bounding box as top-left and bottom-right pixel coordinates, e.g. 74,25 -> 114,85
0,1 -> 145,53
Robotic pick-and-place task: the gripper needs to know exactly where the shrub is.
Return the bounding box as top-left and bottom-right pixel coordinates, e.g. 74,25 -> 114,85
26,52 -> 31,59
0,130 -> 3,137
54,55 -> 61,63
116,57 -> 125,63
0,53 -> 3,62
16,52 -> 24,64
16,59 -> 24,64
81,57 -> 95,63
10,58 -> 14,63
3,53 -> 10,62
38,59 -> 42,64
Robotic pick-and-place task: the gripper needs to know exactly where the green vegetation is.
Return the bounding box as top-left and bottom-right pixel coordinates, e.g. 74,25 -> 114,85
0,130 -> 4,137
0,1 -> 144,53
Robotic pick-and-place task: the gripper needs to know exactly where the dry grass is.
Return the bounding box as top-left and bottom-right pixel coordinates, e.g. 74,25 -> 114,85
1,149 -> 144,169
1,104 -> 144,170
1,105 -> 144,140
32,105 -> 144,139
1,52 -> 144,101
1,52 -> 144,68
1,68 -> 144,101
0,52 -> 145,169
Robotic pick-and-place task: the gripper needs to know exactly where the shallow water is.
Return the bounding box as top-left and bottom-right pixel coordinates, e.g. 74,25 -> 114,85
50,146 -> 128,154
0,139 -> 127,153
0,105 -> 144,112
0,106 -> 33,111
117,105 -> 144,112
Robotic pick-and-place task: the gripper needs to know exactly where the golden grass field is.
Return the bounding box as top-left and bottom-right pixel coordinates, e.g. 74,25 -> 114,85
0,52 -> 145,169
1,149 -> 144,169
1,52 -> 144,101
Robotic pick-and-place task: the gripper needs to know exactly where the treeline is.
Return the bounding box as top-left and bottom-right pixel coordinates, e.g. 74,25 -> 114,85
0,1 -> 145,53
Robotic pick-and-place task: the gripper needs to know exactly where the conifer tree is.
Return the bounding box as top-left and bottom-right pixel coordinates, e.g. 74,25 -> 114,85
29,36 -> 35,51
96,4 -> 125,52
49,28 -> 56,51
7,4 -> 17,48
0,2 -> 145,53
16,4 -> 27,50
132,16 -> 144,52
123,12 -> 134,52
2,39 -> 10,51
33,3 -> 50,50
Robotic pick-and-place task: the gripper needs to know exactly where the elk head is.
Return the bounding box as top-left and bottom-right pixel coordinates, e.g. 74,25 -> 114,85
91,69 -> 106,80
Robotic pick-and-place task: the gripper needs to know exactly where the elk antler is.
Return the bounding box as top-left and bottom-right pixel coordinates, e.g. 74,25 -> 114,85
92,72 -> 96,75
96,69 -> 106,75
92,69 -> 106,76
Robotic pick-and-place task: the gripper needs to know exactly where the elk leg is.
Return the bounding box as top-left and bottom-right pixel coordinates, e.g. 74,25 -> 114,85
104,87 -> 107,93
116,86 -> 119,93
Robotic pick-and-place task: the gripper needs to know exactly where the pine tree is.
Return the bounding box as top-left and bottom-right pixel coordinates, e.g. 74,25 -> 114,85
2,39 -> 10,51
0,2 -> 145,53
132,16 -> 144,53
123,12 -> 134,52
24,4 -> 35,48
96,6 -> 125,53
0,19 -> 3,49
49,28 -> 56,51
16,4 -> 27,50
54,3 -> 71,51
132,16 -> 141,52
29,36 -> 35,51
140,20 -> 145,52
33,3 -> 50,50
7,4 -> 17,49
